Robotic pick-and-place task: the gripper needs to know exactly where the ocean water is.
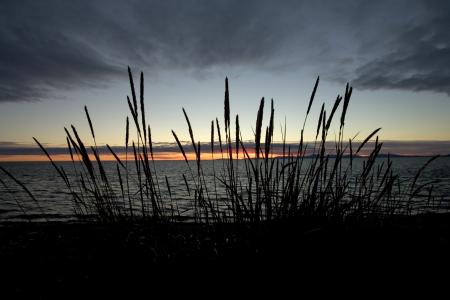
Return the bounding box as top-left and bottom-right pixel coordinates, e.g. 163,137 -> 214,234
1,157 -> 449,222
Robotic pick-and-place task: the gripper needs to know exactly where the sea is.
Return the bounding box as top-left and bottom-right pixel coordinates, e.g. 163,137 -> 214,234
1,157 -> 449,222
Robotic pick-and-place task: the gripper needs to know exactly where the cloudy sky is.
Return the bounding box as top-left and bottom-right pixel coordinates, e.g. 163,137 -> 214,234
0,0 -> 449,160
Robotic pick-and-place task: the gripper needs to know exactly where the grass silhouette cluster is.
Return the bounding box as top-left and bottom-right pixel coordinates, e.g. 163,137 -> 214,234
1,67 -> 443,224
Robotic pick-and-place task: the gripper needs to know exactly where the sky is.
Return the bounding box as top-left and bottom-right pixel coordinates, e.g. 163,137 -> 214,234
0,0 -> 449,160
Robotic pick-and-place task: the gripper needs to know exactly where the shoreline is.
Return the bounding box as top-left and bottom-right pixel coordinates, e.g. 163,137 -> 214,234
1,212 -> 450,295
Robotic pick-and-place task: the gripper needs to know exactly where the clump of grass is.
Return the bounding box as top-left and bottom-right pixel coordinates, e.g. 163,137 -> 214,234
27,68 -> 165,223
0,166 -> 47,222
23,67 -> 444,224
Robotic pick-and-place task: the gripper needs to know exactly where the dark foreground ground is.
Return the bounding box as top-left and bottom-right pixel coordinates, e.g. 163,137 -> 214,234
1,213 -> 450,297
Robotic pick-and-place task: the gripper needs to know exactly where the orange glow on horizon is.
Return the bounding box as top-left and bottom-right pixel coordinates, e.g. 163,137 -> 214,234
0,147 -> 439,162
0,153 -> 187,162
0,150 -> 262,162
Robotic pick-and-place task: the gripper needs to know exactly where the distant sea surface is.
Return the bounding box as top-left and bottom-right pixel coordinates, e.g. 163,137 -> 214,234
1,157 -> 449,222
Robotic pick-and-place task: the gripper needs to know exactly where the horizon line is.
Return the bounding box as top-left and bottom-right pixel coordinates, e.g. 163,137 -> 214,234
1,140 -> 449,162
0,153 -> 447,163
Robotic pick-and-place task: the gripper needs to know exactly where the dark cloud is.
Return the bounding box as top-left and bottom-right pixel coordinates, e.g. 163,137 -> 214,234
352,2 -> 450,95
0,0 -> 301,102
0,0 -> 449,102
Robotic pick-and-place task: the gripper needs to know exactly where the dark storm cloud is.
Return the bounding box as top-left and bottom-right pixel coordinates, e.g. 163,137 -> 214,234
351,2 -> 450,95
1,0 -> 450,102
0,0 -> 299,102
0,1 -> 125,102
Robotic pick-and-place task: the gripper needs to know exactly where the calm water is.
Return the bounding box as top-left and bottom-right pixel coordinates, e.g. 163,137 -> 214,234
1,157 -> 449,222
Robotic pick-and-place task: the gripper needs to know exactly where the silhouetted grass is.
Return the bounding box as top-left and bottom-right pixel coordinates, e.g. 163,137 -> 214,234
3,67 -> 445,224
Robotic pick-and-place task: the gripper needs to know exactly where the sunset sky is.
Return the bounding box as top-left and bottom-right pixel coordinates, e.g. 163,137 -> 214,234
1,0 -> 449,161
